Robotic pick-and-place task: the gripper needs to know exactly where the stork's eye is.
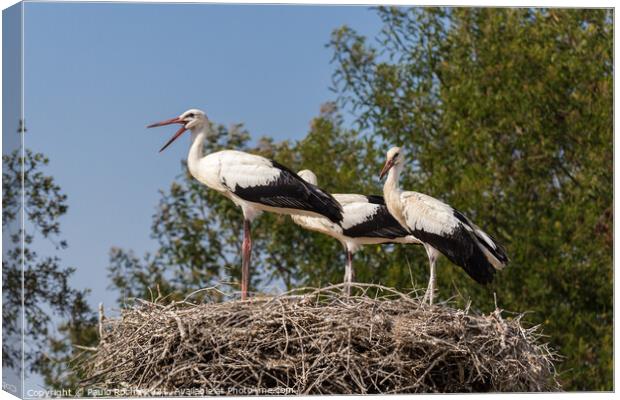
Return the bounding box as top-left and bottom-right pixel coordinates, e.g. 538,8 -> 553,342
394,152 -> 399,158
186,113 -> 195,118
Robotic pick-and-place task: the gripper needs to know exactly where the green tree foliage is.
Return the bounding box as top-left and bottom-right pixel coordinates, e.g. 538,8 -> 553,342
105,7 -> 611,391
2,149 -> 97,387
328,7 -> 612,390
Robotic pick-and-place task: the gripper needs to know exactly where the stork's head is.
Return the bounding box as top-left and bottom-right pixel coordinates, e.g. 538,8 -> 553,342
297,169 -> 318,185
379,146 -> 405,180
147,108 -> 208,152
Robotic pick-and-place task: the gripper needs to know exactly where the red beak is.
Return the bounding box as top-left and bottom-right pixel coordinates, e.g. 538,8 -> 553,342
379,158 -> 395,180
146,117 -> 187,153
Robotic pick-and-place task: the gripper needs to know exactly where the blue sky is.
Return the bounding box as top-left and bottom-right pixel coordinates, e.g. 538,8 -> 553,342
22,1 -> 383,353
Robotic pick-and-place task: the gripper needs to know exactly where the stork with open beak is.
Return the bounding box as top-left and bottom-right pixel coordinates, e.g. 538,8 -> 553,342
148,109 -> 343,300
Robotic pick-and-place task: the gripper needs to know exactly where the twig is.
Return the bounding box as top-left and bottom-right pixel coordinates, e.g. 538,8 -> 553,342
79,283 -> 560,394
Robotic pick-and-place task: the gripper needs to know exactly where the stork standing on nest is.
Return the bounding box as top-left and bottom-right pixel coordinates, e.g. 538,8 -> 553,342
291,169 -> 421,295
147,109 -> 343,300
379,147 -> 509,305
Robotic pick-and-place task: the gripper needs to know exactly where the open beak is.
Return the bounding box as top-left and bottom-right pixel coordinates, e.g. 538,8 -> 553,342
379,158 -> 395,180
146,117 -> 187,153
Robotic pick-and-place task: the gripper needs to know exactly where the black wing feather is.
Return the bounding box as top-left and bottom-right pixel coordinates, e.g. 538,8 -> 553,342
364,195 -> 385,205
453,210 -> 509,264
229,160 -> 343,223
411,225 -> 497,285
343,204 -> 411,239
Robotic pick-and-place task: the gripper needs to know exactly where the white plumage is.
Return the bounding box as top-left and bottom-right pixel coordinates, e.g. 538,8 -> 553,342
190,150 -> 281,195
292,169 -> 421,294
400,192 -> 460,234
380,146 -> 509,305
148,109 -> 343,300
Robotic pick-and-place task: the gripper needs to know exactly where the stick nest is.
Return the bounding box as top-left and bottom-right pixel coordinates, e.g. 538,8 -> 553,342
80,284 -> 560,394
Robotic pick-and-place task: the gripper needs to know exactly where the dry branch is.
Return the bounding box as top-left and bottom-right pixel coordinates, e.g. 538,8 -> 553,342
80,284 -> 560,394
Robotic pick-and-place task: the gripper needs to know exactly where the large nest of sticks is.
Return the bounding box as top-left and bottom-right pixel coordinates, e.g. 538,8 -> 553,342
80,284 -> 560,395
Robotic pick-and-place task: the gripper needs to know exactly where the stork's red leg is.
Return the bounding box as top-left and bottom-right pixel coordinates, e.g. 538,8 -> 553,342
344,250 -> 354,296
241,219 -> 252,300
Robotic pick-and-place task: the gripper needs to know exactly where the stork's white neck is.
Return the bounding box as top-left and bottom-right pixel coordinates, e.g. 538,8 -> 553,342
383,162 -> 406,227
187,125 -> 208,176
384,162 -> 403,195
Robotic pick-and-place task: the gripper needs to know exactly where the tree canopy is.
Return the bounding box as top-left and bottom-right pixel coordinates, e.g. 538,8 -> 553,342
2,149 -> 96,387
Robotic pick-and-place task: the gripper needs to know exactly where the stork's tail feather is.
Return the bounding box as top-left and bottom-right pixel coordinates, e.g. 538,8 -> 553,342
472,229 -> 509,270
459,243 -> 498,284
453,210 -> 509,271
459,230 -> 509,284
411,226 -> 507,285
268,160 -> 343,224
306,184 -> 344,224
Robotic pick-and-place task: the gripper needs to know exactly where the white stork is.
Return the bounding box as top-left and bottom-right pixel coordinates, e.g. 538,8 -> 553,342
379,146 -> 509,305
291,169 -> 421,295
147,109 -> 343,300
